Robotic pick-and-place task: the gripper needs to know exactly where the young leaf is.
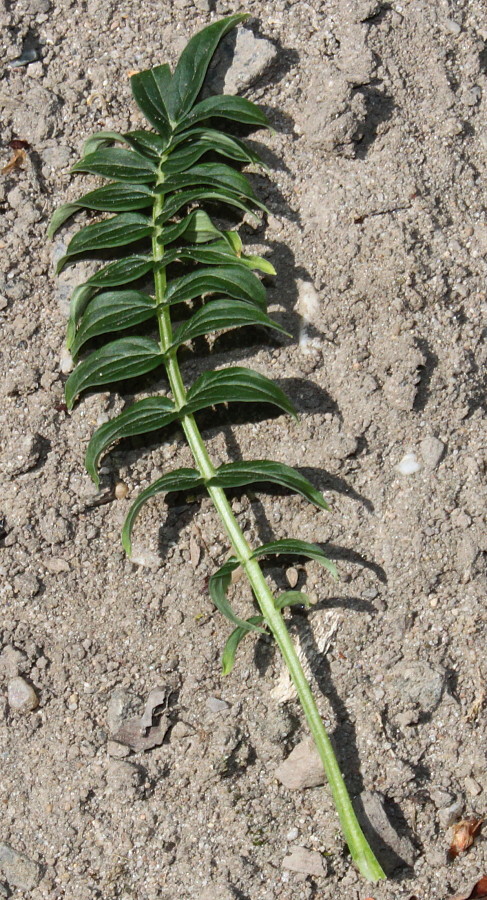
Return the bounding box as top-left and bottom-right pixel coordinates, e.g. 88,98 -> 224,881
47,184 -> 154,236
166,15 -> 247,123
185,367 -> 297,419
70,290 -> 157,357
72,148 -> 157,183
65,337 -> 163,409
165,265 -> 267,310
122,468 -> 204,554
168,127 -> 265,169
222,614 -> 265,676
163,163 -> 266,210
158,242 -> 260,269
176,95 -> 269,131
130,64 -> 172,139
155,186 -> 261,224
275,591 -> 310,611
58,213 -> 153,271
209,558 -> 266,633
66,284 -> 97,348
87,256 -> 153,288
160,210 -> 223,246
252,539 -> 338,579
210,460 -> 329,509
85,397 -> 177,485
171,298 -> 288,348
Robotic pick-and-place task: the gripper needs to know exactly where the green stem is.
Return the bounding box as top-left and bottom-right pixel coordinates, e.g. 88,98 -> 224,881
151,180 -> 385,883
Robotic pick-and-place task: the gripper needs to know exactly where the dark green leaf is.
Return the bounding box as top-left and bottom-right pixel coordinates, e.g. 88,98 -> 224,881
130,64 -> 172,140
159,210 -> 223,246
71,290 -> 157,357
48,184 -> 154,236
66,284 -> 97,348
122,130 -> 169,158
210,460 -> 329,509
167,15 -> 247,123
85,397 -> 177,486
176,95 -> 269,131
158,242 -> 244,268
122,468 -> 203,554
275,591 -> 310,611
163,163 -> 267,212
221,615 -> 265,676
58,214 -> 153,272
48,203 -> 81,238
165,265 -> 267,309
65,337 -> 163,409
251,539 -> 338,579
155,186 -> 260,223
72,148 -> 157,183
209,559 -> 265,633
185,367 -> 297,418
82,130 -> 124,155
168,128 -> 265,169
87,256 -> 153,288
172,299 -> 288,347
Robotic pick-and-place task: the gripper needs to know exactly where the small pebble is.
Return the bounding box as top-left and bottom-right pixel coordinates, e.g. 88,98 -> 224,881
7,676 -> 39,712
396,452 -> 421,475
464,776 -> 482,797
114,481 -> 129,499
282,846 -> 327,878
0,844 -> 42,891
275,738 -> 325,790
286,566 -> 299,588
206,697 -> 230,713
420,436 -> 445,469
59,346 -> 74,374
286,827 -> 299,842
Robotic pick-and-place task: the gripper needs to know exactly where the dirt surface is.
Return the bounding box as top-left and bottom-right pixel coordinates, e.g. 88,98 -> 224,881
1,1 -> 486,898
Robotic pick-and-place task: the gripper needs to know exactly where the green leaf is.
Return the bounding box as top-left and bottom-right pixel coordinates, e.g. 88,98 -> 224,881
167,14 -> 247,123
58,214 -> 153,272
122,468 -> 204,554
172,299 -> 289,347
48,184 -> 154,236
176,95 -> 269,132
82,130 -> 125,155
87,256 -> 153,288
221,615 -> 265,676
251,539 -> 338,579
160,210 -> 223,246
163,163 -> 265,210
72,148 -> 157,183
210,460 -> 329,510
122,130 -> 169,158
155,186 -> 260,223
165,265 -> 267,310
48,203 -> 81,238
185,367 -> 297,419
85,397 -> 177,485
130,64 -> 172,139
275,591 -> 310,611
168,128 -> 265,170
65,337 -> 163,409
71,290 -> 157,357
209,559 -> 265,633
158,242 -> 245,269
66,284 -> 97,348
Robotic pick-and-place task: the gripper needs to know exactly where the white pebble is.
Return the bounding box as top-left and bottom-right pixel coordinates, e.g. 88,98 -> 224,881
7,676 -> 39,712
59,345 -> 74,374
206,697 -> 229,713
396,452 -> 421,475
286,827 -> 299,841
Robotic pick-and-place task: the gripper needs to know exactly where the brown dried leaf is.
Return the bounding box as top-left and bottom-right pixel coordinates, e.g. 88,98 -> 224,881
449,818 -> 483,858
2,147 -> 27,174
450,875 -> 487,900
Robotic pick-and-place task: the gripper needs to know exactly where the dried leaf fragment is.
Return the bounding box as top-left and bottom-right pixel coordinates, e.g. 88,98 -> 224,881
190,534 -> 201,568
450,875 -> 487,900
2,147 -> 27,174
449,818 -> 483,859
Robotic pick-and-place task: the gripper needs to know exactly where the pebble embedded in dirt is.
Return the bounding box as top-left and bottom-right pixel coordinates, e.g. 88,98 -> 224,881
282,845 -> 328,878
275,737 -> 325,791
7,676 -> 39,712
0,843 -> 42,891
207,25 -> 277,95
358,790 -> 416,870
1,432 -> 42,477
420,435 -> 445,469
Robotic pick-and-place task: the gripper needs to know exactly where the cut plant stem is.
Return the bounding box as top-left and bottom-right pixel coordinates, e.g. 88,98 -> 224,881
152,186 -> 385,883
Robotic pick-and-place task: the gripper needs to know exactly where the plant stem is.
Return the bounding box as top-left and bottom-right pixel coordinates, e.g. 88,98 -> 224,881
151,184 -> 385,883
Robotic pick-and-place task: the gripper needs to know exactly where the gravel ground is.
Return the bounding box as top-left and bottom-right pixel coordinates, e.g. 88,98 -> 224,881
1,1 -> 486,898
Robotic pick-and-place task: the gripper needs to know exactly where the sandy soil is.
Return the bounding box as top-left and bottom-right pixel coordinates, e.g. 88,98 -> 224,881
1,1 -> 486,898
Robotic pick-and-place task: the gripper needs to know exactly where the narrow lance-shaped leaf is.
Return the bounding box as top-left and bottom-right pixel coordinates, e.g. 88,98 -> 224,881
86,256 -> 153,289
83,129 -> 168,159
167,14 -> 247,123
70,290 -> 157,358
221,615 -> 265,676
65,337 -> 163,409
176,94 -> 269,132
48,184 -> 153,237
185,367 -> 297,419
210,460 -> 329,510
155,186 -> 261,224
159,210 -> 223,246
66,283 -> 97,349
162,163 -> 268,211
72,148 -> 157,183
171,299 -> 289,348
57,214 -> 153,273
130,63 -> 172,139
275,591 -> 310,611
252,539 -> 338,580
167,127 -> 266,170
165,265 -> 267,310
209,559 -> 266,633
122,469 -> 204,554
85,397 -> 178,486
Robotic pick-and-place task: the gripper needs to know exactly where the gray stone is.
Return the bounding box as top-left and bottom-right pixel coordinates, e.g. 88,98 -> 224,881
2,433 -> 42,477
0,646 -> 28,677
420,436 -> 445,469
282,846 -> 327,878
388,660 -> 446,713
206,696 -> 230,713
0,843 -> 42,891
7,677 -> 39,712
207,26 -> 277,95
275,738 -> 325,791
358,791 -> 416,870
438,798 -> 463,829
